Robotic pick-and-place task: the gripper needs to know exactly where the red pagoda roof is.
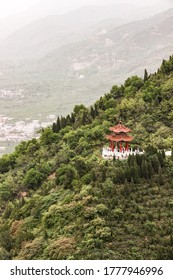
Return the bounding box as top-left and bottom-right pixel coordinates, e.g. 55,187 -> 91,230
106,134 -> 134,142
109,122 -> 131,133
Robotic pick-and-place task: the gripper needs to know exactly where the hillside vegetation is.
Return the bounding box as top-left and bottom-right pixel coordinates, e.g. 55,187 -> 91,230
0,57 -> 173,260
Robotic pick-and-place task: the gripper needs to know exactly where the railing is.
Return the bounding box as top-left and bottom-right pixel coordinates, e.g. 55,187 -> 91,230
102,147 -> 144,159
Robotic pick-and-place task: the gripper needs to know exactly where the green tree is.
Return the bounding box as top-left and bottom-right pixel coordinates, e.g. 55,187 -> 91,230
24,168 -> 44,189
141,160 -> 149,179
40,128 -> 57,145
158,151 -> 165,167
148,161 -> 154,178
110,85 -> 124,99
171,148 -> 173,161
157,167 -> 164,185
144,69 -> 148,82
56,164 -> 77,189
72,156 -> 87,177
151,154 -> 160,173
52,122 -> 58,133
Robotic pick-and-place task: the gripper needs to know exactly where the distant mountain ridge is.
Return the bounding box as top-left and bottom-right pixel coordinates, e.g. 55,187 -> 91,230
0,4 -> 129,60
0,4 -> 172,60
9,8 -> 173,85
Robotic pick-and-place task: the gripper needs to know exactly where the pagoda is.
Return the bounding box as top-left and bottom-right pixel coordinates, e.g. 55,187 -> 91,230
106,121 -> 133,152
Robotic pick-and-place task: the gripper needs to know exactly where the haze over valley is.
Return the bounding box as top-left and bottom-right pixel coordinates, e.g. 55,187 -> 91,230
0,0 -> 173,155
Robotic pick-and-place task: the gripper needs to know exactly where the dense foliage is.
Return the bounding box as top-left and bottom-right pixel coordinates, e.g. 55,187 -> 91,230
0,57 -> 173,260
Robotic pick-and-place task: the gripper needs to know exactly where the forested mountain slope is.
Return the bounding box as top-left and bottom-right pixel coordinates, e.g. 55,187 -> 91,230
0,57 -> 173,260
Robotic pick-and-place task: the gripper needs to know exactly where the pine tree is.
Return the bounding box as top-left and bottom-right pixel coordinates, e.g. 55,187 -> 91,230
127,154 -> 136,166
157,167 -> 164,185
90,106 -> 96,119
61,116 -> 67,128
131,163 -> 139,183
151,154 -> 160,173
94,104 -> 99,116
81,112 -> 87,125
70,113 -> 75,124
144,69 -> 148,82
52,122 -> 58,133
56,117 -> 61,131
162,149 -> 166,159
125,166 -> 131,182
136,154 -> 143,167
102,168 -> 107,182
141,160 -> 149,179
148,160 -> 154,178
171,148 -> 173,161
66,114 -> 71,126
158,151 -> 165,167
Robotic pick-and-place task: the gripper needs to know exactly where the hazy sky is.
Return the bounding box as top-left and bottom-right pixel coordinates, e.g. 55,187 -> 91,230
0,0 -> 172,18
0,0 -> 39,18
